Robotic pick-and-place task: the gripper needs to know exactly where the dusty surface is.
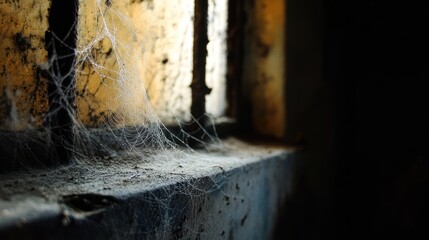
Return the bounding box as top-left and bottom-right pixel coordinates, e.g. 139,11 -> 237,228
0,138 -> 296,240
0,138 -> 291,218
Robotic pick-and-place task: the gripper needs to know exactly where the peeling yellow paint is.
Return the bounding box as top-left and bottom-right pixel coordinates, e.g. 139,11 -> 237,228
0,0 -> 50,130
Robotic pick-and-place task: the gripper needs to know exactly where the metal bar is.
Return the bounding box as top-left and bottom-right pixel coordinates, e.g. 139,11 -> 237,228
226,0 -> 245,119
46,0 -> 79,163
190,0 -> 211,144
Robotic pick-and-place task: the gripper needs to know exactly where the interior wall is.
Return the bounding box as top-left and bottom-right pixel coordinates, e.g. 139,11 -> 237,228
278,0 -> 429,239
329,1 -> 428,238
241,0 -> 286,139
279,0 -> 334,238
1,0 -> 229,128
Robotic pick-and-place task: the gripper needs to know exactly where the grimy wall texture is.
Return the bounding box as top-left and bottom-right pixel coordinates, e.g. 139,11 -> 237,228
0,0 -> 287,138
0,0 -> 50,130
1,0 -> 228,128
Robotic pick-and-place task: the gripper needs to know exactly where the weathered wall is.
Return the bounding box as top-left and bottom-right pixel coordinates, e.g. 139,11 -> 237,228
76,0 -> 228,126
1,0 -> 228,128
0,0 -> 50,130
76,0 -> 196,126
242,0 -> 286,138
205,0 -> 228,117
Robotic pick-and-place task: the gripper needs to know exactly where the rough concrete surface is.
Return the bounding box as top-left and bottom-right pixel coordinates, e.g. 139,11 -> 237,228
0,138 -> 296,239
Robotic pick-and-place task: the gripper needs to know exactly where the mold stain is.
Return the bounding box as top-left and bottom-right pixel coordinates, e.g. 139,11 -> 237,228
13,33 -> 31,52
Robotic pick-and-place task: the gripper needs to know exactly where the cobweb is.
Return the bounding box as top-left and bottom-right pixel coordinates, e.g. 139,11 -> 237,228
40,0 -> 227,162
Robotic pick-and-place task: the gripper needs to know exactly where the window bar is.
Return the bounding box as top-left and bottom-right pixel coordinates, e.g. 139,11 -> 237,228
45,0 -> 79,164
226,0 -> 245,120
190,0 -> 211,144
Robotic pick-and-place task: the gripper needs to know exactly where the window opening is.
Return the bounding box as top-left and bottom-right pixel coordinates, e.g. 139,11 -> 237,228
0,0 -> 232,171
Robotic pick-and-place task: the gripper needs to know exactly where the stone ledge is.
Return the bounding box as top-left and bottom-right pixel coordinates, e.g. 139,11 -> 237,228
0,138 -> 296,239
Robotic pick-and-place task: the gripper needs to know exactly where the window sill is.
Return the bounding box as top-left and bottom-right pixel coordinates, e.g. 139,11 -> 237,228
0,138 -> 296,239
